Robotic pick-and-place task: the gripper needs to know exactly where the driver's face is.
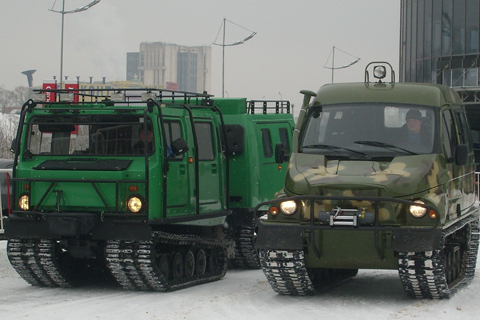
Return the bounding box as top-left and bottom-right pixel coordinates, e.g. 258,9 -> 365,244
407,118 -> 422,134
141,130 -> 153,142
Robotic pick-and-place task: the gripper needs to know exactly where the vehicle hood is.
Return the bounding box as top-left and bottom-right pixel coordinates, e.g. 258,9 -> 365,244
285,153 -> 449,198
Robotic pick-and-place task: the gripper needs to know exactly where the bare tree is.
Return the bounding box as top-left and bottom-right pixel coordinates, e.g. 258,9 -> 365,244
13,86 -> 31,107
0,87 -> 16,114
0,86 -> 26,158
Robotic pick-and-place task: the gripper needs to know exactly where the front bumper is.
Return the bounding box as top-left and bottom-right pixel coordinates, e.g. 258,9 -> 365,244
255,195 -> 442,257
4,212 -> 151,241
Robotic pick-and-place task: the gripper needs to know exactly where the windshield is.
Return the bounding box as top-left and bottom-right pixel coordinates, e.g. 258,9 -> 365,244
25,114 -> 154,156
300,103 -> 436,158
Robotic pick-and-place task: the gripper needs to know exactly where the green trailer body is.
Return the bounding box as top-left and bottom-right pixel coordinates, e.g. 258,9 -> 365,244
255,62 -> 480,299
4,89 -> 294,290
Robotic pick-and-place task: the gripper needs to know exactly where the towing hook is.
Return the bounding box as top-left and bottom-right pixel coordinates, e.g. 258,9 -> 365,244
53,190 -> 64,212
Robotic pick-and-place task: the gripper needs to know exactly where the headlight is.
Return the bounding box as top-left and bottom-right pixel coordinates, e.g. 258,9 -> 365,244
409,200 -> 427,218
18,194 -> 29,211
127,195 -> 143,213
280,200 -> 297,215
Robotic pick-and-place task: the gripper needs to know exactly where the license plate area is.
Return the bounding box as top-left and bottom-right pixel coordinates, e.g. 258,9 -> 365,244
318,207 -> 375,227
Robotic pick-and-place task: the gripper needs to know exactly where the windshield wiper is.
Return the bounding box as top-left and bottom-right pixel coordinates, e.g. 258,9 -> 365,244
302,144 -> 369,157
354,141 -> 417,155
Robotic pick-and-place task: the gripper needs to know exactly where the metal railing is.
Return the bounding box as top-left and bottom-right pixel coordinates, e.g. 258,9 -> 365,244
0,168 -> 12,237
247,100 -> 291,114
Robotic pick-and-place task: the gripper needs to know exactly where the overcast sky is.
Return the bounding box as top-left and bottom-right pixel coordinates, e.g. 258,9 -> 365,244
0,0 -> 400,111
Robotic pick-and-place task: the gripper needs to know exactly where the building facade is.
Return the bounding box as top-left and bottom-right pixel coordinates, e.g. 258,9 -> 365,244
127,42 -> 211,93
400,0 -> 480,85
400,0 -> 480,149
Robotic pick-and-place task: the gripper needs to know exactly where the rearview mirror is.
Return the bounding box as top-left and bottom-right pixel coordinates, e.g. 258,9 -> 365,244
170,138 -> 189,157
455,144 -> 468,166
275,143 -> 289,164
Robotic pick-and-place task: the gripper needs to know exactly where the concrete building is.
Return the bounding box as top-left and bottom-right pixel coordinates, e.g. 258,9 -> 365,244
127,42 -> 211,93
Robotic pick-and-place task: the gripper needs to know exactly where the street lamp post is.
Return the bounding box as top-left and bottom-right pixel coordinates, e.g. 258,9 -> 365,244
323,46 -> 361,83
49,0 -> 101,88
213,19 -> 256,97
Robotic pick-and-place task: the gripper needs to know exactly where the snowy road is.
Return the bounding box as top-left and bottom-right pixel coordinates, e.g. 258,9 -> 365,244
0,241 -> 479,320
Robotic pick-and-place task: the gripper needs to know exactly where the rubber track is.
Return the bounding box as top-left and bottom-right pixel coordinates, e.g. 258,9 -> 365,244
7,238 -> 73,288
230,226 -> 261,269
105,231 -> 228,291
398,215 -> 480,299
259,249 -> 316,295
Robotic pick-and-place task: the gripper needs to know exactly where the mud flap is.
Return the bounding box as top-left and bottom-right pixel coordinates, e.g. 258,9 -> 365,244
256,223 -> 304,250
392,228 -> 442,252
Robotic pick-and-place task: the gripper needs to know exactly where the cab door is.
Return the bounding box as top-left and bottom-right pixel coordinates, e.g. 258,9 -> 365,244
454,110 -> 476,210
194,120 -> 226,212
255,122 -> 293,200
163,119 -> 192,209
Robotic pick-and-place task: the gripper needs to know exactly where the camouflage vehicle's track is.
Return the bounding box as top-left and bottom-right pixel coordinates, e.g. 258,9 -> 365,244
259,216 -> 479,298
259,249 -> 316,295
105,231 -> 227,291
398,216 -> 479,299
229,225 -> 260,269
259,249 -> 358,295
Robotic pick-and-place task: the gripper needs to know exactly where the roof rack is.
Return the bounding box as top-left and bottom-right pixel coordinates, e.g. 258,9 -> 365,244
248,100 -> 291,114
30,87 -> 213,106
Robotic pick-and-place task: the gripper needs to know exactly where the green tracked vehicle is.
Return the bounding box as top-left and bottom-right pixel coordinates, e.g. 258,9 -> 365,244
255,62 -> 480,299
4,88 -> 294,291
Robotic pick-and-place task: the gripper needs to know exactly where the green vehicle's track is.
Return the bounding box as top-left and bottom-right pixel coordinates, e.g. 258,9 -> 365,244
7,238 -> 76,288
7,231 -> 228,291
229,225 -> 260,269
105,231 -> 227,291
398,216 -> 479,299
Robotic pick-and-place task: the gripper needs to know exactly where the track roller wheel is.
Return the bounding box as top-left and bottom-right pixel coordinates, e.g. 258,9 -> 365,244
172,252 -> 184,280
157,254 -> 170,280
196,249 -> 207,275
184,250 -> 195,277
209,247 -> 224,273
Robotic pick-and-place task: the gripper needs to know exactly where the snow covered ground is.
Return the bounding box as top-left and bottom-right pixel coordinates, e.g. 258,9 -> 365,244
0,241 -> 479,320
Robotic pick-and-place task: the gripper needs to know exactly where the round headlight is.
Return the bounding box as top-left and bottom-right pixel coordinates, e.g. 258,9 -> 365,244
18,194 -> 29,211
373,65 -> 386,79
127,196 -> 143,213
409,200 -> 427,218
280,200 -> 297,215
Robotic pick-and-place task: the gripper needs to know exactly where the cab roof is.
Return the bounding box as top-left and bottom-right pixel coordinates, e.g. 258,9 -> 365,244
312,82 -> 462,107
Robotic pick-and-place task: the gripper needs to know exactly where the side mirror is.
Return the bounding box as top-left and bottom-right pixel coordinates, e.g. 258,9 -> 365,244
275,143 -> 289,164
455,144 -> 468,166
170,137 -> 189,157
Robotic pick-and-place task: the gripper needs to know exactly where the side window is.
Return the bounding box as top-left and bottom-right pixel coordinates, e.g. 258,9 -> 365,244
442,110 -> 456,161
261,129 -> 273,158
455,111 -> 473,151
279,127 -> 291,155
163,120 -> 183,159
194,122 -> 215,161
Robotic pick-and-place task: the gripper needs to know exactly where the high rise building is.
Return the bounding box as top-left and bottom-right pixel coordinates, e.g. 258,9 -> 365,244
126,52 -> 140,82
400,0 -> 480,152
126,42 -> 211,93
400,0 -> 479,85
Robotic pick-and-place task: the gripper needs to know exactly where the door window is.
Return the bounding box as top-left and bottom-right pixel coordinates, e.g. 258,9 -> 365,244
194,122 -> 215,161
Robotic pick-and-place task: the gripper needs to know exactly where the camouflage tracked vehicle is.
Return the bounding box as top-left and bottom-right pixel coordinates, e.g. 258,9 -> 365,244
4,88 -> 293,291
256,62 -> 480,299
